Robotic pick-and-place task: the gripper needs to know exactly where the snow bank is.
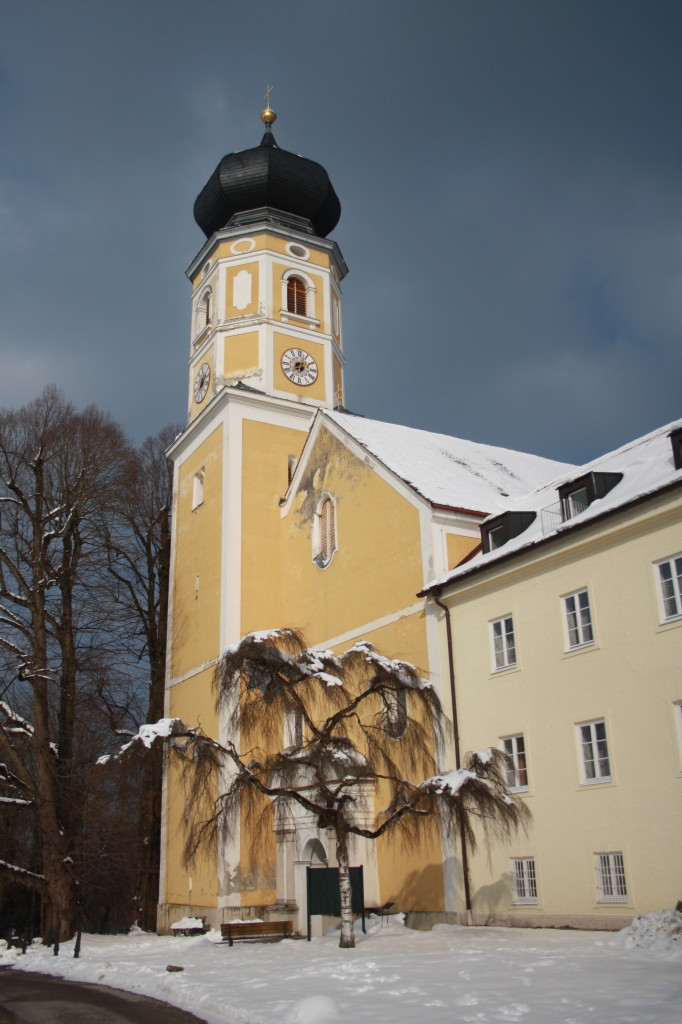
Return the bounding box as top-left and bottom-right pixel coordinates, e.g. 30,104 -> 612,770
617,908 -> 682,954
1,918 -> 680,1024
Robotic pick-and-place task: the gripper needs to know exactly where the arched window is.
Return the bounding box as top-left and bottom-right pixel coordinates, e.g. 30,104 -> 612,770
196,290 -> 211,334
286,276 -> 307,317
382,689 -> 408,740
192,468 -> 205,510
318,497 -> 336,566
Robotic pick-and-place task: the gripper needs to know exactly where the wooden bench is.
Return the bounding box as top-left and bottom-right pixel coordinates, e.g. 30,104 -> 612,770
220,920 -> 293,946
171,916 -> 208,936
363,901 -> 395,922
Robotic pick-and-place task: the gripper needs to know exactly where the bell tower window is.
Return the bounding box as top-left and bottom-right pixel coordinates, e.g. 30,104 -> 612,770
195,289 -> 212,338
287,276 -> 307,317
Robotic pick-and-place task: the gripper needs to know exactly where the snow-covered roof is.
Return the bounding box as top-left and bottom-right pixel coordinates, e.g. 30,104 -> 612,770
426,417 -> 682,590
325,411 -> 572,516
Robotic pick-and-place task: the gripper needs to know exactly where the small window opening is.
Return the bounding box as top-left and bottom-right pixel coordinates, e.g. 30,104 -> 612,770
382,689 -> 408,739
287,276 -> 307,316
192,468 -> 205,510
319,498 -> 336,565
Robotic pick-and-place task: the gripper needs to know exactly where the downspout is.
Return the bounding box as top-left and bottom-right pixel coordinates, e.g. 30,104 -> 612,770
432,587 -> 472,923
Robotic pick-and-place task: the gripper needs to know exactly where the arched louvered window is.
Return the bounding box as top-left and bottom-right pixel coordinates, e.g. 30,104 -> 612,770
204,291 -> 211,325
318,497 -> 336,567
382,689 -> 408,739
287,276 -> 307,316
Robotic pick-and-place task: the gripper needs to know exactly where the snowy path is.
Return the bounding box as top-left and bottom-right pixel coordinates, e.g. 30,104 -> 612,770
1,918 -> 680,1024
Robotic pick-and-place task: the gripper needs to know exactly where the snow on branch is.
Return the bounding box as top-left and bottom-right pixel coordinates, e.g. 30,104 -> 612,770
98,717 -> 189,764
0,858 -> 44,882
0,701 -> 34,737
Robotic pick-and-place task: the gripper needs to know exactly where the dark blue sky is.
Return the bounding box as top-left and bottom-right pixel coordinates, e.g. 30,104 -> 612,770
1,0 -> 680,462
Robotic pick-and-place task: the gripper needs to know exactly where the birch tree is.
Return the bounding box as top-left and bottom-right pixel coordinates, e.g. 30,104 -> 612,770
132,629 -> 530,948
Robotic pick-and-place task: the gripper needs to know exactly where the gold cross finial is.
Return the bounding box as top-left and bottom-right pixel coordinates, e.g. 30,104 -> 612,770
261,85 -> 277,127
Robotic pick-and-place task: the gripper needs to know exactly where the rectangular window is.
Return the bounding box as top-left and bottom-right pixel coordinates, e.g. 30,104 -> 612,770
502,734 -> 528,790
564,485 -> 589,520
491,615 -> 516,670
656,555 -> 682,621
596,852 -> 628,903
564,588 -> 594,648
579,719 -> 611,783
512,858 -> 537,905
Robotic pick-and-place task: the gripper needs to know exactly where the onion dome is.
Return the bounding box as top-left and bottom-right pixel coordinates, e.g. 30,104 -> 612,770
193,105 -> 341,239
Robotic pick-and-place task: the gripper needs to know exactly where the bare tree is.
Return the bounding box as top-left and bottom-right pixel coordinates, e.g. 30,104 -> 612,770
0,388 -> 132,939
102,424 -> 179,930
133,629 -> 530,948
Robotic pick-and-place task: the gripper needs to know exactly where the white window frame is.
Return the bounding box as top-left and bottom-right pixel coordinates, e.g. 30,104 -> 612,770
512,857 -> 537,905
578,718 -> 611,784
655,554 -> 682,622
192,468 -> 205,510
313,494 -> 337,568
595,852 -> 628,903
195,288 -> 212,338
502,734 -> 528,791
280,268 -> 318,324
563,588 -> 594,649
490,615 -> 516,671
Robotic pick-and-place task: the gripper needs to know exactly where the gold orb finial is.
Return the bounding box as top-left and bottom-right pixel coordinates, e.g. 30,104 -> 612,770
261,85 -> 277,126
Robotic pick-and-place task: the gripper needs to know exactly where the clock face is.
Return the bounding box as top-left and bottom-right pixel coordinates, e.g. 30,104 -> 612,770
194,362 -> 211,403
281,348 -> 318,387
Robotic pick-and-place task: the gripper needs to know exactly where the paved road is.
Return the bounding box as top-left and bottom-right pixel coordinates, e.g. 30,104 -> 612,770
0,969 -> 209,1024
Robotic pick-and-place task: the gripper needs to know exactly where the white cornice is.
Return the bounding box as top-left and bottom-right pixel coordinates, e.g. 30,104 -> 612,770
167,386 -> 316,461
186,220 -> 348,282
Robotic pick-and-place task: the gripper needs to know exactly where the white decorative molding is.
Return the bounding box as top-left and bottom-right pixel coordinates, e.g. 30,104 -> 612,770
230,237 -> 256,255
233,269 -> 252,311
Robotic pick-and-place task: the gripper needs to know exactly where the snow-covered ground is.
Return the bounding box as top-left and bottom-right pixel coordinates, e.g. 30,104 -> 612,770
1,913 -> 681,1024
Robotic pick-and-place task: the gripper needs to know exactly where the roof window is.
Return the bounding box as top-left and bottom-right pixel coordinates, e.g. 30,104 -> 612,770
557,472 -> 623,522
481,511 -> 536,554
670,427 -> 682,471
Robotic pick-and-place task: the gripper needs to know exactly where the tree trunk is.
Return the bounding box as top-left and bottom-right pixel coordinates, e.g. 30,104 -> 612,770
335,829 -> 355,948
134,742 -> 163,930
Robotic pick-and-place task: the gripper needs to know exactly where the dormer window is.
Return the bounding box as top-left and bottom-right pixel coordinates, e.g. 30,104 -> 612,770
558,472 -> 623,522
670,427 -> 682,471
564,485 -> 589,519
287,276 -> 307,317
481,511 -> 536,554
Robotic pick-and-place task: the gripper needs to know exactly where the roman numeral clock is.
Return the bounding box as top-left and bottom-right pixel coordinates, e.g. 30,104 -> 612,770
281,348 -> 319,387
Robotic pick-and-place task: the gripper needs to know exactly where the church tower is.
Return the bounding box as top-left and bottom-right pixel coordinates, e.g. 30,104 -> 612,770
160,102 -> 349,925
186,102 -> 347,421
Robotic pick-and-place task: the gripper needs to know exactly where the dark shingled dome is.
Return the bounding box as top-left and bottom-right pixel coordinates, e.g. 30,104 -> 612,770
193,130 -> 341,239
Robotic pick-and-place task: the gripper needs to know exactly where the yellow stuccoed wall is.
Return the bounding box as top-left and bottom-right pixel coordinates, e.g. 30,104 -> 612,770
348,614 -> 446,913
446,532 -> 481,571
170,426 -> 223,679
444,496 -> 682,927
278,426 -> 424,642
240,419 -> 310,634
164,667 -> 219,907
236,421 -> 448,914
223,332 -> 259,378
